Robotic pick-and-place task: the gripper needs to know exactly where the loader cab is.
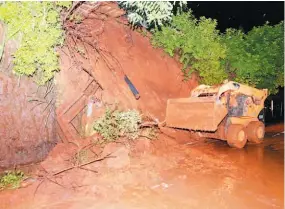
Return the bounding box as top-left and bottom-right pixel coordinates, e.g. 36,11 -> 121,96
227,93 -> 248,117
218,90 -> 247,117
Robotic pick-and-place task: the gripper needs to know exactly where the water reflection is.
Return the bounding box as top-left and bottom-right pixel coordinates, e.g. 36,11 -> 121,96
193,133 -> 284,208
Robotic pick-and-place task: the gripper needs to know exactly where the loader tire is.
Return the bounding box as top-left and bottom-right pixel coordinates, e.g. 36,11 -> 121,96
226,124 -> 247,148
246,121 -> 265,144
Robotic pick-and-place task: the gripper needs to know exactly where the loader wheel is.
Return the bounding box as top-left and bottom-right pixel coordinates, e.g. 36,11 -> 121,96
226,124 -> 247,148
246,121 -> 265,144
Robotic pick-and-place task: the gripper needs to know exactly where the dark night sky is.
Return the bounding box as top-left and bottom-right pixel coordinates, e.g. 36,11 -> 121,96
187,1 -> 284,32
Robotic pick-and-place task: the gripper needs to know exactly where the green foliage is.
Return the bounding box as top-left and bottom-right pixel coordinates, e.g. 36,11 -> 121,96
222,22 -> 284,94
151,9 -> 283,92
0,2 -> 71,84
0,170 -> 25,190
55,1 -> 72,8
152,11 -> 227,85
119,1 -> 186,29
93,108 -> 142,142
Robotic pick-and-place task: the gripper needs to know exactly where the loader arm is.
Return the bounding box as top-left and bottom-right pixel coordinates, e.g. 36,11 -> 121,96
217,81 -> 268,118
217,81 -> 268,102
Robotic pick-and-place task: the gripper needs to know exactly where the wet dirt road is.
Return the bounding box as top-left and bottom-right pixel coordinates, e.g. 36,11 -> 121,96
0,124 -> 283,209
118,124 -> 284,209
178,128 -> 284,209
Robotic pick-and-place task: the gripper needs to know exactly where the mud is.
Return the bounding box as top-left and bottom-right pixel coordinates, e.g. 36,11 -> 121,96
56,2 -> 198,139
0,38 -> 57,168
0,123 -> 283,209
1,2 -> 197,167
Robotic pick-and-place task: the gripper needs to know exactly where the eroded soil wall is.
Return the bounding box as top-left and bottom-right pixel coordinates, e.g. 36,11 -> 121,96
56,2 -> 198,139
0,39 -> 58,168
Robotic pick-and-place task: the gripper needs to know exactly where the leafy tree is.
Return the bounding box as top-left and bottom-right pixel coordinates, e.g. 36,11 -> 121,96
118,1 -> 186,29
0,2 -> 71,84
152,11 -> 227,85
151,9 -> 283,92
223,21 -> 284,94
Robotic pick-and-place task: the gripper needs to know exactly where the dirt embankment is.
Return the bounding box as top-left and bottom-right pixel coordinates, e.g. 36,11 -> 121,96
0,34 -> 57,168
0,2 -> 197,168
0,73 -> 57,168
56,2 -> 198,132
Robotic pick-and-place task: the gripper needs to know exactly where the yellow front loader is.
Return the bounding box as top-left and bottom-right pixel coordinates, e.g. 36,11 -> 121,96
165,81 -> 268,148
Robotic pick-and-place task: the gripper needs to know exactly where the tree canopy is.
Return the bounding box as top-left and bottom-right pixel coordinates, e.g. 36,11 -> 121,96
119,1 -> 186,29
150,10 -> 283,94
152,11 -> 228,85
0,2 -> 71,84
222,22 -> 284,94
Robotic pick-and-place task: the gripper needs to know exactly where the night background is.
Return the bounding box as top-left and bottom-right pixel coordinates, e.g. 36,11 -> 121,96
187,1 -> 284,32
187,1 -> 284,124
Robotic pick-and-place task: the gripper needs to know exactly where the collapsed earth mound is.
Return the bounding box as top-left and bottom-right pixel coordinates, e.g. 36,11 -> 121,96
56,2 -> 198,140
0,2 -> 198,168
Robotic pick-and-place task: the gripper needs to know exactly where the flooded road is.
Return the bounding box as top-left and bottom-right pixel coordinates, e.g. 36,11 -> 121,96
176,124 -> 284,209
118,123 -> 284,209
0,124 -> 283,209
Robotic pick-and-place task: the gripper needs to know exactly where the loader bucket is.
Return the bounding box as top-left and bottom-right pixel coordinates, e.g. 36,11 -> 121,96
165,97 -> 228,132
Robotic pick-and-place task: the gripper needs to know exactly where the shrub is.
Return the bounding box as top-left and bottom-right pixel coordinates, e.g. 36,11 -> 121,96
0,170 -> 25,190
93,108 -> 142,142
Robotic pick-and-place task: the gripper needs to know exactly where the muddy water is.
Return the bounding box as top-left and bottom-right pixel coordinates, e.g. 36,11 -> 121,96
178,131 -> 284,209
119,129 -> 284,209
